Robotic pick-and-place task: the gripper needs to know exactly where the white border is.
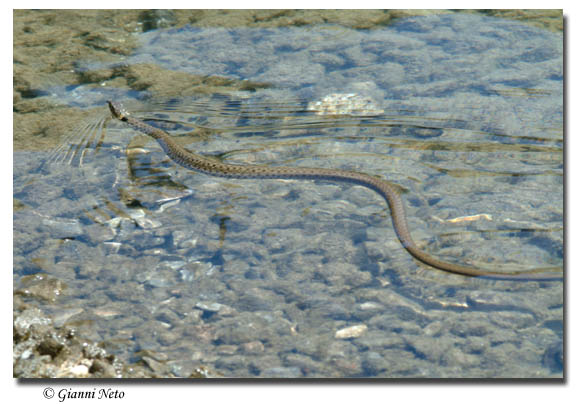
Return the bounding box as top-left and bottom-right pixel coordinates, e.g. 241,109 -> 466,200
6,3 -> 571,403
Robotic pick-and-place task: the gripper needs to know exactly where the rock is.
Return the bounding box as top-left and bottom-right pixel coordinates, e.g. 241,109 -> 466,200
361,351 -> 390,375
404,335 -> 453,362
15,274 -> 67,303
542,340 -> 563,374
260,366 -> 302,378
307,93 -> 384,116
335,324 -> 367,339
40,218 -> 83,239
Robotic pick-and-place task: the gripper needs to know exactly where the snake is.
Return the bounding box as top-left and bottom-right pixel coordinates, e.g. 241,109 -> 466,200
107,101 -> 562,281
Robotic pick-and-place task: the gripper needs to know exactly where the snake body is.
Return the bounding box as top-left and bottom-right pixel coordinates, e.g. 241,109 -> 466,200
107,101 -> 562,281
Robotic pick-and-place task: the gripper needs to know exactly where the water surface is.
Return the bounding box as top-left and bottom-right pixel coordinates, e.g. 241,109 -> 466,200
14,13 -> 563,377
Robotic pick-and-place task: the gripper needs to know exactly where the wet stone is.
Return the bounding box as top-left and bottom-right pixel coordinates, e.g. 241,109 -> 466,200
235,287 -> 279,312
13,304 -> 162,378
214,315 -> 273,345
368,313 -> 422,335
158,260 -> 187,271
83,223 -> 116,243
89,358 -> 118,378
216,345 -> 238,355
404,335 -> 453,363
488,311 -> 536,330
373,289 -> 428,321
325,340 -> 357,360
441,347 -> 482,368
461,336 -> 489,355
449,314 -> 491,338
185,260 -> 217,279
467,290 -> 534,312
329,355 -> 363,377
355,333 -> 405,351
112,218 -> 139,239
130,233 -> 167,250
136,270 -> 174,289
27,256 -> 77,281
361,351 -> 390,376
67,364 -> 90,377
364,239 -> 399,261
172,229 -> 198,249
100,242 -> 122,255
16,274 -> 66,303
422,321 -> 444,337
40,218 -> 83,239
542,340 -> 563,374
195,301 -> 225,313
263,228 -> 306,253
241,341 -> 266,355
288,335 -> 328,358
354,301 -> 385,321
215,355 -> 253,373
14,307 -> 52,338
13,227 -> 43,258
283,354 -> 322,376
483,343 -> 522,369
335,324 -> 368,339
488,329 -> 521,346
141,356 -> 169,374
178,268 -> 195,283
315,262 -> 373,289
156,329 -> 180,347
260,366 -> 302,378
167,360 -> 204,378
358,301 -> 384,311
51,308 -> 84,327
153,307 -> 181,326
308,93 -> 384,116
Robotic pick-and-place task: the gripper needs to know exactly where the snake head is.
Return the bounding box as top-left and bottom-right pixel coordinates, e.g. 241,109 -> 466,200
107,101 -> 129,120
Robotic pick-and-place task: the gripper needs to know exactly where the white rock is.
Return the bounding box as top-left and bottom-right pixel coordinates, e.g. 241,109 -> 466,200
335,324 -> 367,339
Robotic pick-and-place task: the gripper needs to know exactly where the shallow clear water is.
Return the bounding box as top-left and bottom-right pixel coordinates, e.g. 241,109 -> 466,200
14,14 -> 563,377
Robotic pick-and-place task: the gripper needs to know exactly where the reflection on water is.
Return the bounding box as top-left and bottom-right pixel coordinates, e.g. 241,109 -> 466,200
14,13 -> 563,378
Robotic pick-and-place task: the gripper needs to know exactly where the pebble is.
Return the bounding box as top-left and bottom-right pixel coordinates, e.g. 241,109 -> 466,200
51,308 -> 84,327
442,347 -> 481,368
16,274 -> 67,303
307,93 -> 384,116
260,366 -> 302,378
542,340 -> 563,374
361,351 -> 390,375
241,341 -> 265,355
67,364 -> 90,377
335,324 -> 368,339
195,302 -> 224,313
40,218 -> 83,239
14,308 -> 52,335
404,334 -> 453,362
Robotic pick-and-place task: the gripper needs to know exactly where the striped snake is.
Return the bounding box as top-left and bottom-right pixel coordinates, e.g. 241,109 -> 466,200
107,101 -> 562,281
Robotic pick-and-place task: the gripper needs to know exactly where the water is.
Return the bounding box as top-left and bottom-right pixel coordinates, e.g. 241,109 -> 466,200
13,13 -> 563,377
